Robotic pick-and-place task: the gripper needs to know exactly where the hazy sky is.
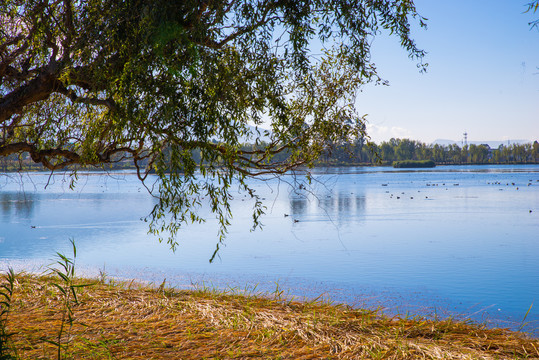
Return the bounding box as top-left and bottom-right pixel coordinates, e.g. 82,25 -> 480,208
358,0 -> 539,144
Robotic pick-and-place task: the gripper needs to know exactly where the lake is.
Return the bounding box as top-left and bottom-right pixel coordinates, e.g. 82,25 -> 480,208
1,165 -> 538,334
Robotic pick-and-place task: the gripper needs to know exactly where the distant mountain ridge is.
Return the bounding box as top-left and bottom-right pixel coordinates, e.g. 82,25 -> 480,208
432,139 -> 531,148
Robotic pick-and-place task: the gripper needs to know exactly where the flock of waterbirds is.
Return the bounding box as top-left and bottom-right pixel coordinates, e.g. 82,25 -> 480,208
382,178 -> 537,213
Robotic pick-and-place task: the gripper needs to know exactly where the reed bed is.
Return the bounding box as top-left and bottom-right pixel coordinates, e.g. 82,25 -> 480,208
4,274 -> 539,359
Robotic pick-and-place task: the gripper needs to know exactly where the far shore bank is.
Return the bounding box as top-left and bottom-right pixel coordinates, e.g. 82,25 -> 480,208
1,161 -> 539,175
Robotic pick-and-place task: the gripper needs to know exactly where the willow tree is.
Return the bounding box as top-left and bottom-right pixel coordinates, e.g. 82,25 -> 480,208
528,1 -> 539,29
1,0 -> 426,257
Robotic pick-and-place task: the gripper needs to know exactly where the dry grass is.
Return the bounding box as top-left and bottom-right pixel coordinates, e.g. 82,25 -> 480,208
4,274 -> 539,359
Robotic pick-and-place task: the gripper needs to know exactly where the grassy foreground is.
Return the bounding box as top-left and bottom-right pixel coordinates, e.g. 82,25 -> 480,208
2,273 -> 539,360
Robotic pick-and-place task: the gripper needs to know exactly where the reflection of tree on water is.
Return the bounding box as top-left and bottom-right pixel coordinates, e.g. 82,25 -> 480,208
288,190 -> 366,224
290,196 -> 308,215
0,192 -> 37,220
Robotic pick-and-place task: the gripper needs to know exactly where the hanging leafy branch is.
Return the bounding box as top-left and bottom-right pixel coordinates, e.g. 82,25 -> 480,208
526,1 -> 539,29
1,0 -> 426,255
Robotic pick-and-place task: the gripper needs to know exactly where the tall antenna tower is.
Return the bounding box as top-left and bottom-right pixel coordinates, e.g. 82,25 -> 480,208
463,131 -> 468,146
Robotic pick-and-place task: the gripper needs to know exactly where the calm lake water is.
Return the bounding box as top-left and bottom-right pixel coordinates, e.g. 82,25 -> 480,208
1,165 -> 538,334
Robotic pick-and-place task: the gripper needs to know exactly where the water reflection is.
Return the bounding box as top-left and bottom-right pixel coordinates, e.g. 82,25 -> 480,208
288,189 -> 367,225
0,192 -> 37,220
289,196 -> 307,215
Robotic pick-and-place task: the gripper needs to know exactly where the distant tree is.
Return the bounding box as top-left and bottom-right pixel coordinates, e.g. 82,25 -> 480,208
446,144 -> 460,164
365,143 -> 379,163
432,144 -> 446,163
532,141 -> 539,162
512,144 -> 527,163
416,141 -> 432,161
395,138 -> 416,160
379,141 -> 395,162
501,145 -> 513,162
523,143 -> 533,163
468,144 -> 489,164
0,0 -> 426,256
353,137 -> 366,163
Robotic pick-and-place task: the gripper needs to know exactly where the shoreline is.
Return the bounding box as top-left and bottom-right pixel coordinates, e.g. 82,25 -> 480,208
3,259 -> 538,339
2,273 -> 538,359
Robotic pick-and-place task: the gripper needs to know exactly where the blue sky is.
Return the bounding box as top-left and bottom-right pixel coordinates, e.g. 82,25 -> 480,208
358,0 -> 539,144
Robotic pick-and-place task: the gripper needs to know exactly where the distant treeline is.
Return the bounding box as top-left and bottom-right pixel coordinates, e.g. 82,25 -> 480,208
1,138 -> 538,172
316,138 -> 539,166
0,154 -> 135,172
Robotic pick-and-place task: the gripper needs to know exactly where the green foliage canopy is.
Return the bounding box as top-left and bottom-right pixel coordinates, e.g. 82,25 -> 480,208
0,0 -> 426,257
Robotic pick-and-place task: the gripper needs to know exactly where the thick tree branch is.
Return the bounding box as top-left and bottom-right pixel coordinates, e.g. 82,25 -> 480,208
55,84 -> 117,110
0,72 -> 61,122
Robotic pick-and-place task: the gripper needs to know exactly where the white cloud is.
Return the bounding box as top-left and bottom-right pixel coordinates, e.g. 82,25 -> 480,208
365,123 -> 413,143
